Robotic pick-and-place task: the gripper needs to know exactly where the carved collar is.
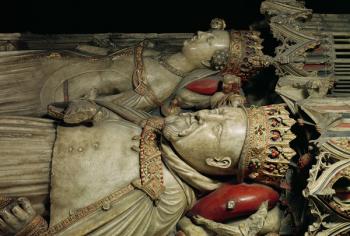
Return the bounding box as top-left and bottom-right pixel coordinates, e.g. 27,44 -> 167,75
159,55 -> 188,78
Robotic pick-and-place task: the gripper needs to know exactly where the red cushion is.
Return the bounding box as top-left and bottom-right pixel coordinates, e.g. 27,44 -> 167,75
190,183 -> 279,222
185,79 -> 219,95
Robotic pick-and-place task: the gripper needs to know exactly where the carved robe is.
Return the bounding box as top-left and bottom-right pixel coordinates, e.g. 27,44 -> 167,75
0,116 -> 197,236
0,48 -> 180,117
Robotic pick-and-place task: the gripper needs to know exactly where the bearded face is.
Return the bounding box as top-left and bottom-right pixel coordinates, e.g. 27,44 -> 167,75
163,107 -> 247,176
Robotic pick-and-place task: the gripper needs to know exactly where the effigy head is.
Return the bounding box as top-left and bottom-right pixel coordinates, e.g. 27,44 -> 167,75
182,18 -> 270,80
182,30 -> 230,68
163,107 -> 247,176
163,104 -> 296,187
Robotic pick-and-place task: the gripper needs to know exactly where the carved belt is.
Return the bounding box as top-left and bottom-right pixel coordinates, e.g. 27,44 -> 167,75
132,117 -> 165,201
44,117 -> 165,235
42,184 -> 135,235
132,41 -> 162,106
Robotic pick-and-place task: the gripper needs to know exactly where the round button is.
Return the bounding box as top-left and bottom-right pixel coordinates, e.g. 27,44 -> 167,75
69,209 -> 76,215
226,200 -> 235,211
102,202 -> 111,211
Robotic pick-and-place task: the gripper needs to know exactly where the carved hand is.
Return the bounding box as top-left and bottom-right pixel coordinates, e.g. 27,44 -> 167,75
192,215 -> 242,236
0,197 -> 36,235
210,92 -> 245,108
192,201 -> 269,236
161,98 -> 181,116
64,100 -> 98,124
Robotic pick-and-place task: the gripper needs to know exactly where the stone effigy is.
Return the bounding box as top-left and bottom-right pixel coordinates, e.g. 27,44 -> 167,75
0,0 -> 350,235
0,20 -> 268,117
0,102 -> 297,235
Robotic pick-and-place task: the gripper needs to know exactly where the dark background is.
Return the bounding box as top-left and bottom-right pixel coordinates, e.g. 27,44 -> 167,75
1,0 -> 350,34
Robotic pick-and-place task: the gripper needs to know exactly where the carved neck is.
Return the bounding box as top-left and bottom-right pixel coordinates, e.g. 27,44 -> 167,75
166,53 -> 197,74
161,142 -> 222,193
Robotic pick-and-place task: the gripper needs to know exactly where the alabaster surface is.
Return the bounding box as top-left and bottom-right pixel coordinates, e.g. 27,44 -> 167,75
0,0 -> 350,235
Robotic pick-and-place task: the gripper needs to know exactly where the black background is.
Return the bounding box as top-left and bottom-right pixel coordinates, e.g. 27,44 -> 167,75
1,0 -> 350,34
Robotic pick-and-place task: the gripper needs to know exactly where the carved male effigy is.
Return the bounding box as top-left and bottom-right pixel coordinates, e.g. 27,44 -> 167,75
0,102 -> 299,236
0,0 -> 350,235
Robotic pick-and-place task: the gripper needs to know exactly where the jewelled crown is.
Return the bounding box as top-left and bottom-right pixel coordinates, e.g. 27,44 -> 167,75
224,30 -> 270,80
209,19 -> 270,80
238,104 -> 296,187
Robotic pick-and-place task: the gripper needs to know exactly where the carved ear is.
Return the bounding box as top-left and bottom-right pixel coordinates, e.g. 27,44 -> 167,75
206,157 -> 232,169
201,60 -> 211,68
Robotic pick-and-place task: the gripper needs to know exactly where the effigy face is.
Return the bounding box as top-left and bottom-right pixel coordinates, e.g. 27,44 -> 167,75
181,30 -> 230,68
163,107 -> 247,175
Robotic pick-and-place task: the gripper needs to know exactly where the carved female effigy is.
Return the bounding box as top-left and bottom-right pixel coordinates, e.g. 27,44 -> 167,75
0,0 -> 349,236
0,19 -> 269,118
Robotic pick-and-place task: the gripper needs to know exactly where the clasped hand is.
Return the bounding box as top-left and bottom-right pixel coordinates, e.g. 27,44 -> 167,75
0,197 -> 36,235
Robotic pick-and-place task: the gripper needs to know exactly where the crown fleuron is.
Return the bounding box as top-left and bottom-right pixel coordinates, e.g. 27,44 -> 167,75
210,30 -> 270,80
224,31 -> 270,80
210,18 -> 227,30
238,104 -> 296,187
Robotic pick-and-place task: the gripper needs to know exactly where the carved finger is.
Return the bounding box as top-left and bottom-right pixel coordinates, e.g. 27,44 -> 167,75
192,215 -> 208,225
11,205 -> 30,222
0,217 -> 10,233
0,209 -> 20,230
17,197 -> 35,216
193,214 -> 241,235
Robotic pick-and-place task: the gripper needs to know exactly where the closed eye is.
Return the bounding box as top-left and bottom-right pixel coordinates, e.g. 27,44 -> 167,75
213,124 -> 223,138
207,36 -> 214,45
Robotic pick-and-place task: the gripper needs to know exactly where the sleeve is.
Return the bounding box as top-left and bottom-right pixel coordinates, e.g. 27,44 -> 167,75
15,216 -> 48,236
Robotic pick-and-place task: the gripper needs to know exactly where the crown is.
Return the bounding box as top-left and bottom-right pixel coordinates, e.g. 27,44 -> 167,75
210,30 -> 270,80
208,18 -> 270,79
224,30 -> 270,80
238,104 -> 296,187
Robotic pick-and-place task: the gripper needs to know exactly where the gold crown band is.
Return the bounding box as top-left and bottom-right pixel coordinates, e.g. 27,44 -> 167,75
238,104 -> 296,187
223,31 -> 270,80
